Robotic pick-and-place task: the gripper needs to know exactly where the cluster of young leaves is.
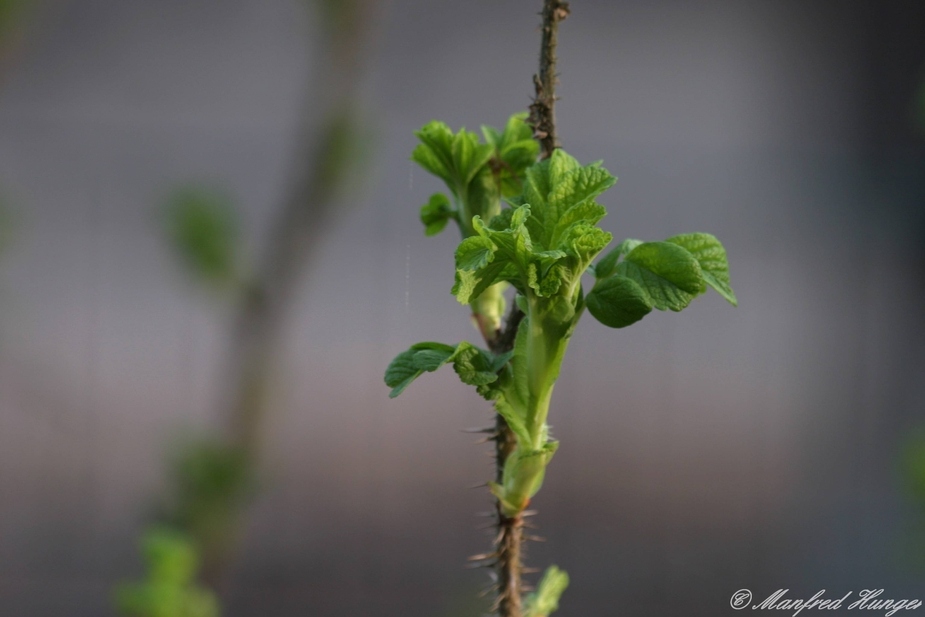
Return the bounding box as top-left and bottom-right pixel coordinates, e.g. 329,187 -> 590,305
114,527 -> 219,617
414,112 -> 539,238
414,113 -> 540,338
452,149 -> 614,315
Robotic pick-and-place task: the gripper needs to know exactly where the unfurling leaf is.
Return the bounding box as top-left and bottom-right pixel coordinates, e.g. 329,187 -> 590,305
592,237 -> 642,279
384,341 -> 507,399
419,193 -> 456,236
615,241 -> 703,311
586,275 -> 653,328
525,566 -> 570,617
666,232 -> 737,306
491,440 -> 559,517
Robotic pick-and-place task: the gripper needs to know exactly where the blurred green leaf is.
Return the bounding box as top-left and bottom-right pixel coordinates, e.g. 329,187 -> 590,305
586,274 -> 653,329
170,439 -> 253,553
420,192 -> 456,236
0,0 -> 30,44
114,527 -> 219,617
524,565 -> 569,617
902,431 -> 925,505
164,187 -> 241,288
142,527 -> 199,585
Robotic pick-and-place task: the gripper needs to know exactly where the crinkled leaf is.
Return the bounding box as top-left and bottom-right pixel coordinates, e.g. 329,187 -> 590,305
547,149 -> 580,186
411,121 -> 455,184
384,342 -> 457,398
616,242 -> 703,311
455,235 -> 495,271
564,223 -> 612,266
547,166 -> 616,242
593,238 -> 642,279
452,344 -> 502,388
479,112 -> 538,197
666,232 -> 737,306
516,150 -> 616,251
452,130 -> 494,187
522,160 -> 551,219
385,341 -> 507,399
487,207 -> 515,231
453,206 -> 537,304
452,260 -> 510,305
552,201 -> 607,246
419,193 -> 455,236
586,275 -> 653,328
411,121 -> 493,194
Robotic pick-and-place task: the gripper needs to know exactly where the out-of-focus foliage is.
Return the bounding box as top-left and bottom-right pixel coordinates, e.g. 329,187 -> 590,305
164,187 -> 242,288
0,194 -> 16,256
524,565 -> 569,617
114,527 -> 219,617
115,440 -> 252,617
902,431 -> 925,506
0,0 -> 29,43
167,439 -> 254,561
897,431 -> 925,571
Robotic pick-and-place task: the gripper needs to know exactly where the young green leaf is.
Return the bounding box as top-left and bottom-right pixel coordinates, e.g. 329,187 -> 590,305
586,275 -> 653,328
419,193 -> 456,236
548,166 -> 615,222
592,238 -> 642,279
665,232 -> 737,306
384,341 -> 506,399
615,241 -> 703,311
411,121 -> 455,185
494,112 -> 541,196
384,342 -> 458,398
525,566 -> 570,617
455,236 -> 496,271
492,441 -> 559,516
452,205 -> 538,304
114,526 -> 219,617
513,150 -> 616,251
164,187 -> 240,287
452,130 -> 495,188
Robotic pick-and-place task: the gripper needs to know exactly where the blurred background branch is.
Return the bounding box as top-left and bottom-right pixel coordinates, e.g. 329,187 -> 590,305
121,0 -> 379,611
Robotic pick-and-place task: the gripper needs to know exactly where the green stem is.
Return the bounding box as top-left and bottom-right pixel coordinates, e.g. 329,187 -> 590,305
524,296 -> 570,448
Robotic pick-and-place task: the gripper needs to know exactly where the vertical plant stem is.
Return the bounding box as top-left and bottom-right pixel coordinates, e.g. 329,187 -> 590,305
488,4 -> 569,615
491,381 -> 523,617
529,0 -> 570,160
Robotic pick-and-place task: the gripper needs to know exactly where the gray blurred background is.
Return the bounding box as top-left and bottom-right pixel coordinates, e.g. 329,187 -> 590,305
1,0 -> 925,615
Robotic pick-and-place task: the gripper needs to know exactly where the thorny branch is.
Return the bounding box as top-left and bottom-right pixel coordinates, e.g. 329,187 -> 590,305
485,2 -> 569,615
529,0 -> 570,160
